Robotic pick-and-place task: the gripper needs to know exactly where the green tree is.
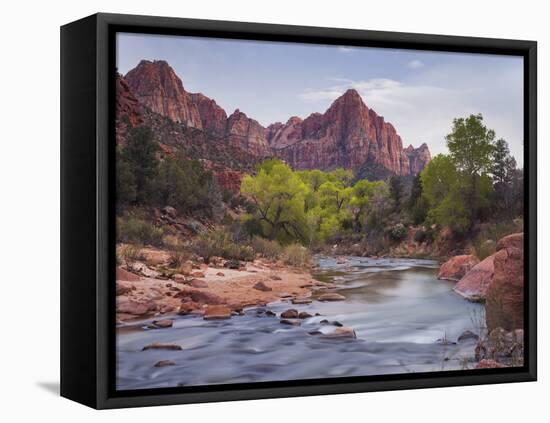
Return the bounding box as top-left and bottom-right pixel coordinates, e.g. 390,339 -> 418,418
116,146 -> 136,204
241,160 -> 309,242
389,175 -> 406,212
445,114 -> 495,223
122,126 -> 159,204
407,174 -> 427,224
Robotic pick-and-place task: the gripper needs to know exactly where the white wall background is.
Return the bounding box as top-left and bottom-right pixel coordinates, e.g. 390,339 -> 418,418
1,0 -> 546,420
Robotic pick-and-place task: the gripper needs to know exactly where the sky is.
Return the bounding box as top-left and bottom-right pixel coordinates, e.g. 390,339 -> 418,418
117,33 -> 524,165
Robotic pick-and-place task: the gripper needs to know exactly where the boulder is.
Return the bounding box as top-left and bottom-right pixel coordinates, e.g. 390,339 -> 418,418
142,343 -> 182,351
322,327 -> 357,339
298,311 -> 313,319
280,319 -> 301,326
191,271 -> 206,278
280,309 -> 299,319
116,297 -> 157,316
270,275 -> 282,281
154,360 -> 176,367
116,282 -> 134,296
453,255 -> 495,301
292,298 -> 312,305
485,233 -> 524,331
252,281 -> 272,292
318,293 -> 346,302
437,254 -> 479,281
151,319 -> 173,328
203,305 -> 232,320
116,267 -> 141,282
216,272 -> 225,277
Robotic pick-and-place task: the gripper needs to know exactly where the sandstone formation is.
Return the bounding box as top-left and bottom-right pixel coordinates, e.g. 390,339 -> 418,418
269,89 -> 431,175
125,60 -> 203,128
485,233 -> 524,331
121,60 -> 431,181
189,92 -> 228,138
437,255 -> 480,282
453,255 -> 495,302
226,109 -> 272,157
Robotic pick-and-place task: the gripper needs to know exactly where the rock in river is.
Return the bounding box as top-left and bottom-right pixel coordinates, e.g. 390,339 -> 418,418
280,309 -> 299,318
280,319 -> 301,326
292,297 -> 312,304
142,343 -> 182,351
154,360 -> 176,367
203,305 -> 232,320
151,319 -> 173,328
322,327 -> 357,339
318,293 -> 346,302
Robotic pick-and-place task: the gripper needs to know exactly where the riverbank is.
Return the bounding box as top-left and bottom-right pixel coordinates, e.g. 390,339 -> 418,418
116,246 -> 319,322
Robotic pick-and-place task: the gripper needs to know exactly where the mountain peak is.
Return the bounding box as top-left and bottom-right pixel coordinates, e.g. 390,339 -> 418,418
125,60 -> 202,128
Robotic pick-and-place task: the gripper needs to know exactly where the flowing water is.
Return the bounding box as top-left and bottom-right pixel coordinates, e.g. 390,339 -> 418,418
116,256 -> 483,390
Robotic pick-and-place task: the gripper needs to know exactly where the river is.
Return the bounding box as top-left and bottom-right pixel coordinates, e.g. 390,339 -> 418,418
116,255 -> 484,390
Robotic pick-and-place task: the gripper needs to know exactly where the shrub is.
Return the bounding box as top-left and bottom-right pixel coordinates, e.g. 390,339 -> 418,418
117,244 -> 144,267
191,228 -> 255,262
414,227 -> 435,244
117,215 -> 164,247
282,244 -> 311,267
388,223 -> 408,242
250,236 -> 283,260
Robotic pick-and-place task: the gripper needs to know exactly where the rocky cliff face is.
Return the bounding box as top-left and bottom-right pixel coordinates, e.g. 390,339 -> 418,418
125,60 -> 203,129
115,74 -> 143,145
189,93 -> 228,138
270,89 -> 429,175
122,61 -> 431,177
226,109 -> 272,157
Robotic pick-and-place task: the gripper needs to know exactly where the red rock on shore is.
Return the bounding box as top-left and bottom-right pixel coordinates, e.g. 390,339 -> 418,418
453,255 -> 495,302
485,233 -> 524,331
437,255 -> 479,282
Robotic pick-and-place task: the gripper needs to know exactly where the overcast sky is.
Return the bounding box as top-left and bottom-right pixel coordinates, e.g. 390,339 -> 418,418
117,33 -> 524,165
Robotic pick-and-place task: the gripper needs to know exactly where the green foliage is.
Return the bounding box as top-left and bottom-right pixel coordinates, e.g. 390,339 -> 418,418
241,160 -> 310,242
120,126 -> 159,204
446,114 -> 495,176
116,215 -> 165,247
153,155 -> 222,219
389,175 -> 406,212
388,223 -> 408,242
190,228 -> 255,262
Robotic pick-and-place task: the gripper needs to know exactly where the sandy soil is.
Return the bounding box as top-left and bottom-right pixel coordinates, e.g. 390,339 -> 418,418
115,253 -> 317,322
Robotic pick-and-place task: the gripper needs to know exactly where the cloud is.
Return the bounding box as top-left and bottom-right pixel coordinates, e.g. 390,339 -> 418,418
407,59 -> 424,69
337,46 -> 354,53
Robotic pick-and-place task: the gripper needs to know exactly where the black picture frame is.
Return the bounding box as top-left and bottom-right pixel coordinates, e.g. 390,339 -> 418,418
61,12 -> 537,409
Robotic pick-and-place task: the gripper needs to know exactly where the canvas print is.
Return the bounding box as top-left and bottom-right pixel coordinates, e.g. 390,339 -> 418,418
114,33 -> 525,391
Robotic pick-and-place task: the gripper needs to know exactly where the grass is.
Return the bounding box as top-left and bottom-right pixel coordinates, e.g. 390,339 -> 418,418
282,244 -> 311,267
473,220 -> 522,260
117,244 -> 144,267
250,236 -> 283,260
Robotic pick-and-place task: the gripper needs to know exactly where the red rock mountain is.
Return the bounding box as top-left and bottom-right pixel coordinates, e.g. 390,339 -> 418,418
123,60 -> 430,177
267,89 -> 430,175
125,60 -> 203,129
